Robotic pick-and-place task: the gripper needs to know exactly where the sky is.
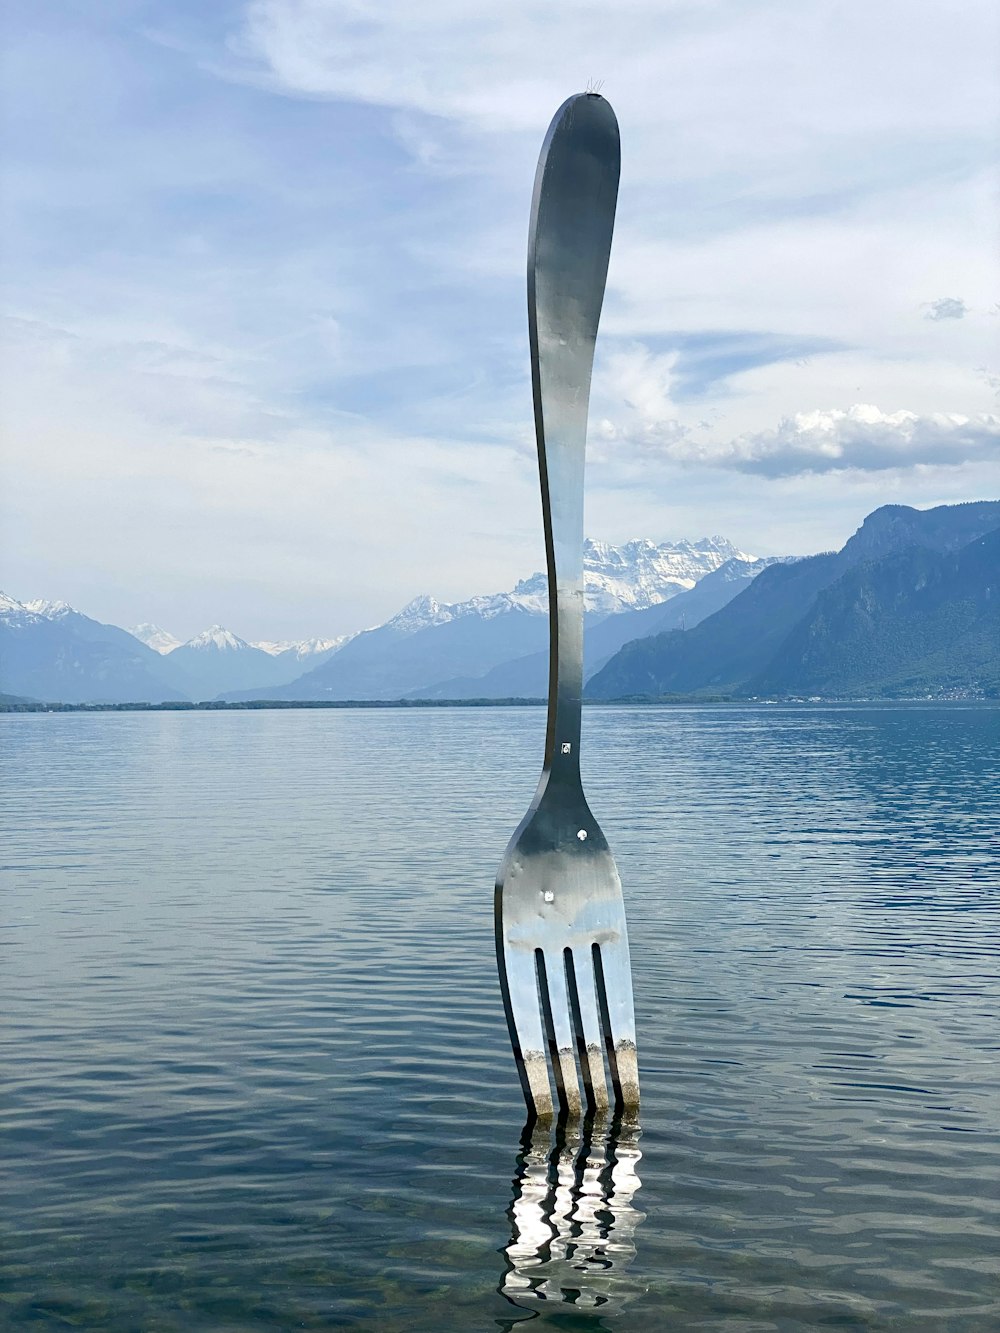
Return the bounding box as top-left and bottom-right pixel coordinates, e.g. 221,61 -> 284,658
2,0 -> 998,642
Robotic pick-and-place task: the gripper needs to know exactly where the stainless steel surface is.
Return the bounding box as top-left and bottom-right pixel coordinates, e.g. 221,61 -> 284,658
495,93 -> 640,1120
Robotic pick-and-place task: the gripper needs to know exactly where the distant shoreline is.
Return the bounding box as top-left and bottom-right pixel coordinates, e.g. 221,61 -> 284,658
1,695 -> 994,714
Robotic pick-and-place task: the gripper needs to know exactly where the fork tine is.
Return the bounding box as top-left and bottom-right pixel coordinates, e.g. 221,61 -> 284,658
498,945 -> 555,1119
593,939 -> 640,1113
538,951 -> 582,1117
565,947 -> 610,1112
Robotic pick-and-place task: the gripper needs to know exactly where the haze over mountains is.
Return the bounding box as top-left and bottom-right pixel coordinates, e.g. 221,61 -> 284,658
0,537 -> 755,704
3,506 -> 997,705
0,593 -> 190,705
226,537 -> 757,703
408,555 -> 781,701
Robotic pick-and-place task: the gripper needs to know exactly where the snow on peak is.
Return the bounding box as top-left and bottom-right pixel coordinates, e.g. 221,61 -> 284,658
381,535 -> 758,635
252,634 -> 357,660
554,536 -> 758,614
181,625 -> 253,653
9,533 -> 759,660
253,639 -> 295,656
586,535 -> 757,612
23,598 -> 74,618
129,623 -> 182,654
1,593 -> 66,626
385,595 -> 455,633
456,589 -> 547,620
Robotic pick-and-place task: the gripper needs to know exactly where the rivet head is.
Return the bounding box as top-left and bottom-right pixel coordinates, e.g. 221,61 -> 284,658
577,829 -> 588,841
543,890 -> 554,903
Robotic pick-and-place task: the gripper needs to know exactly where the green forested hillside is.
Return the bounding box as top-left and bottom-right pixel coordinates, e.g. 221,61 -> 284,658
750,527 -> 1000,697
587,502 -> 1000,700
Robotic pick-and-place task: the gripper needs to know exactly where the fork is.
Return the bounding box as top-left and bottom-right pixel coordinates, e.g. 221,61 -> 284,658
495,92 -> 639,1121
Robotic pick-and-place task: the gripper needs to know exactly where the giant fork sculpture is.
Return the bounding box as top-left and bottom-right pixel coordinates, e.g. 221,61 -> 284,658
495,93 -> 640,1120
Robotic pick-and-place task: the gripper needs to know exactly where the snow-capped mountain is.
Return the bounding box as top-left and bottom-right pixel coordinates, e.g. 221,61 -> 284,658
130,623 -> 183,654
382,589 -> 546,635
161,626 -> 292,699
1,591 -> 38,621
23,598 -> 75,619
158,625 -> 351,698
131,621 -> 352,666
0,596 -> 354,702
0,593 -> 186,704
411,556 -> 787,700
227,535 -> 768,703
381,537 -> 753,637
253,634 -> 356,661
581,536 -> 752,612
3,535 -> 770,704
181,625 -> 253,653
380,595 -> 463,634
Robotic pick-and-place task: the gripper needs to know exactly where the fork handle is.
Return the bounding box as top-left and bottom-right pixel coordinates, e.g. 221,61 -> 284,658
528,94 -> 620,779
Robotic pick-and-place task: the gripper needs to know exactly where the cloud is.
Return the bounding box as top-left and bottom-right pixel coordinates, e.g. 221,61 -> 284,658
591,345 -> 687,454
925,297 -> 967,321
709,404 -> 1000,477
590,398 -> 1000,477
235,1 -> 998,148
4,2 -> 999,634
0,310 -> 545,638
234,0 -> 744,132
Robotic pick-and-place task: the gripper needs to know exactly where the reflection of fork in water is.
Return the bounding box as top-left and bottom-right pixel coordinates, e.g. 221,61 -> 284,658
499,1115 -> 645,1316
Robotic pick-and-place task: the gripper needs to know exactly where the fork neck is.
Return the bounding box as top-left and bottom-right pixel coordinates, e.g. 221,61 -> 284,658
538,433 -> 585,786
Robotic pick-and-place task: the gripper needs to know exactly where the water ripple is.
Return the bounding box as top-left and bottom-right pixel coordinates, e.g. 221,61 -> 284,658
1,704 -> 998,1330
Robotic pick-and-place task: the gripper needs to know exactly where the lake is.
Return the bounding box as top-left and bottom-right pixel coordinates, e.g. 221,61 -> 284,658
2,704 -> 999,1331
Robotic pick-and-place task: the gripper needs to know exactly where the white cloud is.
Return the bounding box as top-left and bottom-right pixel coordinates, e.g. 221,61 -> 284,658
3,1 -> 998,634
698,404 -> 1000,477
234,0 -> 743,133
925,297 -> 967,321
232,0 -> 1000,447
0,311 -> 548,639
606,170 -> 997,350
590,345 -> 688,455
235,0 -> 998,150
586,453 -> 1000,560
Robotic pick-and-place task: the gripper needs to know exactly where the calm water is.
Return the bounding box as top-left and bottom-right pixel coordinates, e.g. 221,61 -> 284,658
2,704 -> 999,1331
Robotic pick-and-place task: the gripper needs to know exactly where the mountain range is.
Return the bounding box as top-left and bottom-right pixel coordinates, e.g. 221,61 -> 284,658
0,594 -> 190,705
587,501 -> 1000,700
0,603 -> 348,705
409,555 -> 782,700
221,537 -> 757,702
4,505 -> 996,705
1,536 -> 755,704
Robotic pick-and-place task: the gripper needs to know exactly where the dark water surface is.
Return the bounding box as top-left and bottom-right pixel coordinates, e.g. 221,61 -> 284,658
2,704 -> 999,1331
